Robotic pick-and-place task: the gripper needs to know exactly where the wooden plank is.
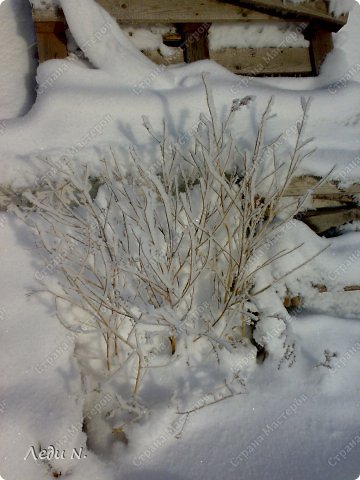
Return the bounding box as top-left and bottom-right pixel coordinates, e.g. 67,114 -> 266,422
221,0 -> 348,31
285,176 -> 360,198
34,21 -> 68,62
144,46 -> 311,76
309,198 -> 354,209
306,26 -> 333,75
210,47 -> 312,75
33,0 -> 283,23
141,45 -> 312,76
180,23 -> 211,62
299,207 -> 360,234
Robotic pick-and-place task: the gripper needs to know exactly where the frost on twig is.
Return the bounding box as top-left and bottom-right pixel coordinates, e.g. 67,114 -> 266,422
24,77 -> 325,399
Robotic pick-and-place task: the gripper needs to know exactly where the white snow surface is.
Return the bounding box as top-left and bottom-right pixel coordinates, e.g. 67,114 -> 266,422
1,1 -> 360,480
1,212 -> 360,480
0,214 -> 114,480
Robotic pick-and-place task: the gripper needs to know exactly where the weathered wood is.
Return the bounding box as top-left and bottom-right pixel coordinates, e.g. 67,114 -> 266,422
32,0 -> 343,74
299,207 -> 360,234
32,12 -> 314,75
33,0 -> 281,23
344,285 -> 360,292
180,23 -> 211,62
285,176 -> 360,199
141,46 -> 312,75
35,21 -> 68,62
309,198 -> 354,209
221,0 -> 348,32
306,26 -> 334,75
210,46 -> 312,75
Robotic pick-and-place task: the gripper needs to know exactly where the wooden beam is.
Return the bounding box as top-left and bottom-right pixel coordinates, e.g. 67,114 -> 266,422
34,21 -> 68,62
33,0 -> 283,23
220,0 -> 348,32
305,26 -> 334,75
180,23 -> 211,62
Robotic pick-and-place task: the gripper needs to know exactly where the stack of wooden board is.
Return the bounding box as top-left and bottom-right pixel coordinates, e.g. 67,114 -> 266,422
32,0 -> 348,76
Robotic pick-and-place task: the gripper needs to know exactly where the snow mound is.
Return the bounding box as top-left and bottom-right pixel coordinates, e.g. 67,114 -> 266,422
60,0 -> 174,89
0,0 -> 36,120
0,0 -> 359,190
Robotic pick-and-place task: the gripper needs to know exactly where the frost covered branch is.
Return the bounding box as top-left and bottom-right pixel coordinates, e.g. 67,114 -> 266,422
24,77 -> 324,394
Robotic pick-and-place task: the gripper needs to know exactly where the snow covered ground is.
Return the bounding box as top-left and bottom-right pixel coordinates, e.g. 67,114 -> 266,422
0,1 -> 360,480
1,212 -> 360,480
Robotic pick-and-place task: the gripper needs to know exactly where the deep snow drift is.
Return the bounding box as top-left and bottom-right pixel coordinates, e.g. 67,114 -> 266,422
0,0 -> 360,187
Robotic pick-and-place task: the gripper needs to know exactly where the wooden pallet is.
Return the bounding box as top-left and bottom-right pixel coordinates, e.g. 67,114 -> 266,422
32,0 -> 348,76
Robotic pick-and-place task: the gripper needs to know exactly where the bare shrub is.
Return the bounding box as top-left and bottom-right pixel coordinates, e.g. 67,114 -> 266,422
23,76 -> 326,394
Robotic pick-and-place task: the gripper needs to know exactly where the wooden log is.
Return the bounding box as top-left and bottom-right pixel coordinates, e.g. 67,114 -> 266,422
220,0 -> 348,32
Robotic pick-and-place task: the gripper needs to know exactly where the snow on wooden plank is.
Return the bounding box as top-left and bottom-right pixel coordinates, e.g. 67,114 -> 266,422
32,0 -> 281,23
221,0 -> 348,31
284,176 -> 360,198
136,46 -> 312,76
